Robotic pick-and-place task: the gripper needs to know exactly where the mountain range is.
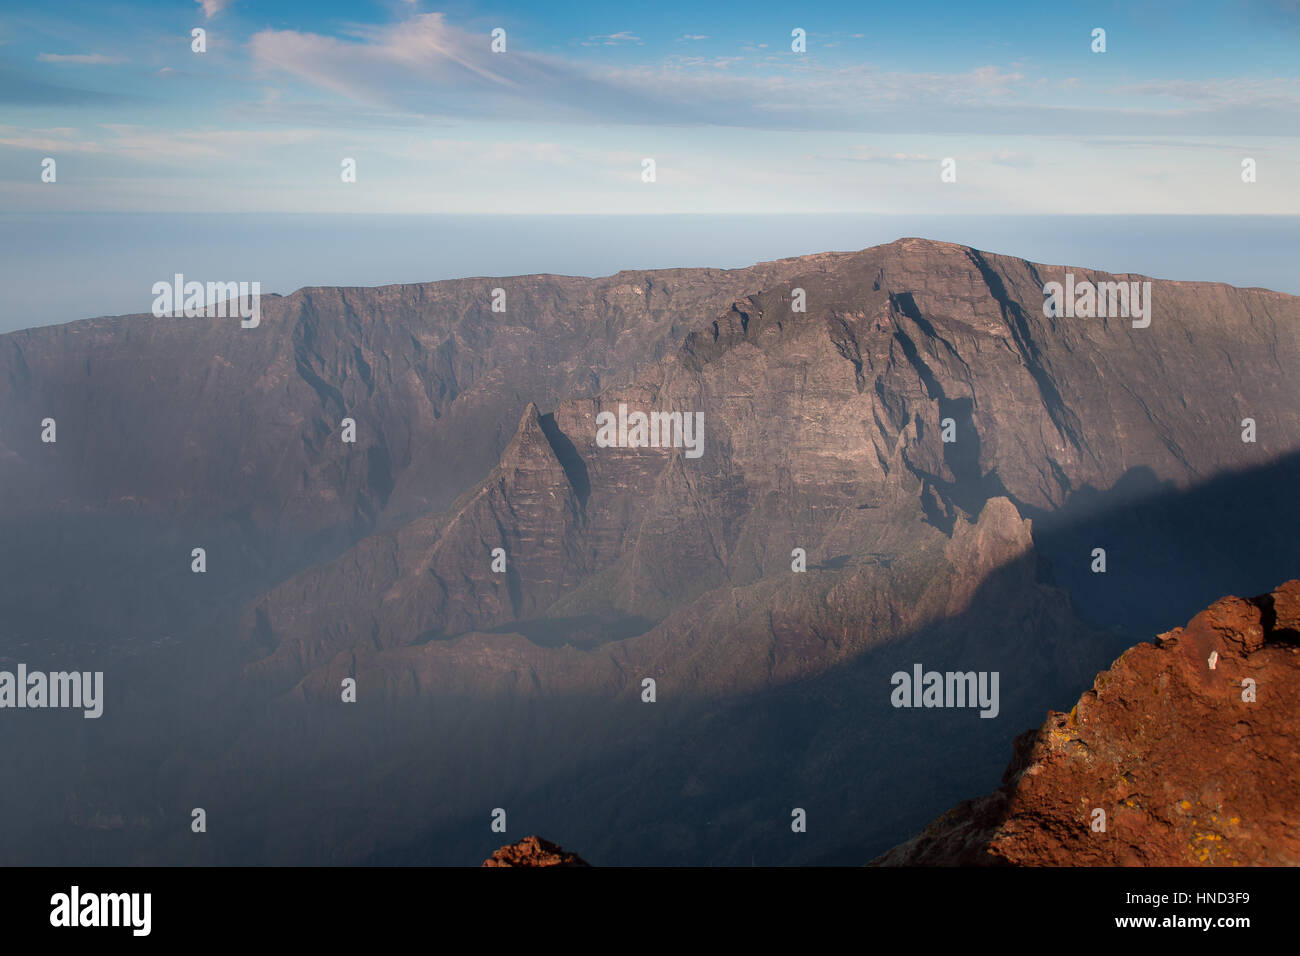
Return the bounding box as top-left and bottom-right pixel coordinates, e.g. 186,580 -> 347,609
1,237 -> 1296,865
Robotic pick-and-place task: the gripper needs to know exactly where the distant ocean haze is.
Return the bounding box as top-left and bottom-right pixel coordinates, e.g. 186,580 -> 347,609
2,213 -> 1298,333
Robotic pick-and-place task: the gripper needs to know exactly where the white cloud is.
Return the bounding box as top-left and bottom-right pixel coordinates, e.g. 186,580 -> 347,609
197,0 -> 234,18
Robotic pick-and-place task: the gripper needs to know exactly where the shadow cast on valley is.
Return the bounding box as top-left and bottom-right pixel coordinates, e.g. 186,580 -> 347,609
3,446 -> 1299,866
362,449 -> 1300,866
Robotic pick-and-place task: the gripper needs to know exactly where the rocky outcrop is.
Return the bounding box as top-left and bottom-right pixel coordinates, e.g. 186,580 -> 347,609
872,581 -> 1300,866
483,836 -> 590,867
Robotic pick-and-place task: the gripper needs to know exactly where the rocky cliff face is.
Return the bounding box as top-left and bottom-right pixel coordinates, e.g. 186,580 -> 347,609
0,260 -> 821,642
239,239 -> 1300,693
191,241 -> 1300,865
3,238 -> 1298,866
873,581 -> 1300,866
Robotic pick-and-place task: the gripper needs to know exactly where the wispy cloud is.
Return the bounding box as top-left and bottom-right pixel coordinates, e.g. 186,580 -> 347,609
249,12 -> 519,109
0,125 -> 106,152
826,147 -> 934,164
241,10 -> 1300,136
248,13 -> 1041,131
823,144 -> 1030,167
0,123 -> 322,161
197,0 -> 234,18
1075,136 -> 1279,152
393,136 -> 619,168
249,13 -> 678,123
95,124 -> 323,161
579,31 -> 643,47
37,53 -> 124,65
1114,77 -> 1300,109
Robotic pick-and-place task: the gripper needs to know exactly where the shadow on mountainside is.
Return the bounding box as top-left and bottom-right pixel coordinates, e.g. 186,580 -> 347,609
3,449 -> 1299,866
1024,453 -> 1300,641
361,450 -> 1300,866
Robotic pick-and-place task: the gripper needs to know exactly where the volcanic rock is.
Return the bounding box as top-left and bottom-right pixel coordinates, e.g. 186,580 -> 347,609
872,581 -> 1300,866
483,836 -> 590,867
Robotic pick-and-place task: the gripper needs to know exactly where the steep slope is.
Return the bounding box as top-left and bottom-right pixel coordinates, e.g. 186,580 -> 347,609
241,238 -> 1300,693
0,259 -> 826,642
873,580 -> 1300,866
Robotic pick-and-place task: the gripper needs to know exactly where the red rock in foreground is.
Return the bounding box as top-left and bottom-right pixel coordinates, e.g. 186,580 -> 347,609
873,581 -> 1300,866
483,836 -> 591,867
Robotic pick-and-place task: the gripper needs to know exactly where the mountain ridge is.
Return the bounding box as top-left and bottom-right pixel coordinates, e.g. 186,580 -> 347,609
3,237 -> 1298,865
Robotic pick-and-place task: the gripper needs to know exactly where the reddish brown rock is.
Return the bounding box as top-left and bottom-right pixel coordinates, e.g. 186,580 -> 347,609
483,836 -> 590,867
873,581 -> 1300,866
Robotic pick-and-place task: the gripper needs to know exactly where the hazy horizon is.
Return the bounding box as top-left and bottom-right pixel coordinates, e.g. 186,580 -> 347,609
3,212 -> 1298,333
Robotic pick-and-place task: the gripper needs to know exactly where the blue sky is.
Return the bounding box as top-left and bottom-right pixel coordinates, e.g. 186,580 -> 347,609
2,0 -> 1298,213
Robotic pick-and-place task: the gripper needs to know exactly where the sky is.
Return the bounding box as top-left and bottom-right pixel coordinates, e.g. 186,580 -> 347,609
2,0 -> 1299,215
